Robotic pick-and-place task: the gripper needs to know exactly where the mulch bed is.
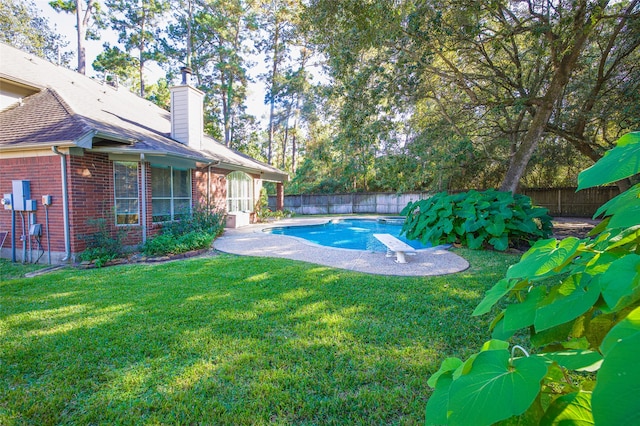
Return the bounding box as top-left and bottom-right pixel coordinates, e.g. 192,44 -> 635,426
76,247 -> 218,269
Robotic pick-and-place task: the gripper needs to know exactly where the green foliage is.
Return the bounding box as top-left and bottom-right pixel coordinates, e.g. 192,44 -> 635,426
1,0 -> 72,65
401,190 -> 552,251
254,188 -> 293,222
78,218 -> 126,267
92,43 -> 140,89
142,204 -> 225,256
141,231 -> 215,256
426,132 -> 640,425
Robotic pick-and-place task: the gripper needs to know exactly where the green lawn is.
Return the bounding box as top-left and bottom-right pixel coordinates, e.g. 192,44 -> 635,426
0,250 -> 518,425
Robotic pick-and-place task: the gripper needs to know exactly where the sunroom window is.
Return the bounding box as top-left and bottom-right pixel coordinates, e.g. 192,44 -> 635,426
114,161 -> 139,225
151,166 -> 192,222
227,171 -> 253,212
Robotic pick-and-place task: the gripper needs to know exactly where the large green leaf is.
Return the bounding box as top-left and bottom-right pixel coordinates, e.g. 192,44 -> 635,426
578,132 -> 640,190
489,235 -> 509,251
608,203 -> 640,230
473,278 -> 516,316
427,357 -> 463,388
537,350 -> 602,371
486,217 -> 506,237
540,392 -> 594,425
425,371 -> 454,426
491,316 -> 517,340
507,238 -> 581,280
593,185 -> 640,224
598,254 -> 640,313
600,306 -> 640,356
606,225 -> 640,251
503,286 -> 546,331
447,350 -> 547,426
467,232 -> 485,249
531,320 -> 575,349
534,274 -> 600,332
592,330 -> 640,425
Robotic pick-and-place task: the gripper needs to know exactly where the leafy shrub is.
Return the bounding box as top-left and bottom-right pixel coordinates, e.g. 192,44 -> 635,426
141,231 -> 215,256
425,132 -> 640,425
78,218 -> 125,267
401,189 -> 552,251
161,203 -> 226,238
142,204 -> 225,256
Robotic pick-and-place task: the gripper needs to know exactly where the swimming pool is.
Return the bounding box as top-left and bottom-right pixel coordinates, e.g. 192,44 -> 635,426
264,218 -> 431,251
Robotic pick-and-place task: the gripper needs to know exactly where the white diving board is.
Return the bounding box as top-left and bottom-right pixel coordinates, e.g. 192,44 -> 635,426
373,233 -> 416,264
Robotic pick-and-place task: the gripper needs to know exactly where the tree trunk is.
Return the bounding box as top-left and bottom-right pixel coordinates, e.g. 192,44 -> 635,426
139,16 -> 146,97
499,2 -> 597,193
267,19 -> 280,165
75,0 -> 86,74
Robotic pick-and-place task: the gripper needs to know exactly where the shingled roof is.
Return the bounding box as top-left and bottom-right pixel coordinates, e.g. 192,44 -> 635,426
0,43 -> 287,182
0,88 -> 90,147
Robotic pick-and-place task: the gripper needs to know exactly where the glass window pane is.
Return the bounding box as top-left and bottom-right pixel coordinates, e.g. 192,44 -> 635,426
151,166 -> 192,222
114,162 -> 138,198
151,166 -> 171,197
227,171 -> 253,212
114,162 -> 139,225
152,199 -> 171,222
173,169 -> 191,197
174,198 -> 191,220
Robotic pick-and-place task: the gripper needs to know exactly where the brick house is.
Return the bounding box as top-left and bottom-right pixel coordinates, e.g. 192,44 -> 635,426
0,43 -> 288,263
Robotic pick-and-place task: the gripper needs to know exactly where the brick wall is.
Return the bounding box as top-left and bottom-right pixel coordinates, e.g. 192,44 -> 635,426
0,155 -> 66,262
194,166 -> 228,212
1,152 -> 245,263
68,152 -> 144,253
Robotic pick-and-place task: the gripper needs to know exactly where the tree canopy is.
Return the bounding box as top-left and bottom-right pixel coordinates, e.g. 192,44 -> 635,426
3,0 -> 639,194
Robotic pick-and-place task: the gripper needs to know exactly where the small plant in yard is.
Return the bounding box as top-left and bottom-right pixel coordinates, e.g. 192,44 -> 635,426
425,132 -> 640,425
401,189 -> 552,251
78,217 -> 126,267
142,203 -> 225,256
255,188 -> 292,222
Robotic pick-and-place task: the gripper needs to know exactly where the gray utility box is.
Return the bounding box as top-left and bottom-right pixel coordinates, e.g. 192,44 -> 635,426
12,180 -> 36,211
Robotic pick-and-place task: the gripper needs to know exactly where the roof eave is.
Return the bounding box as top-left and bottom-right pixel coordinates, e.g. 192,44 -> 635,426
214,162 -> 289,182
91,146 -> 213,167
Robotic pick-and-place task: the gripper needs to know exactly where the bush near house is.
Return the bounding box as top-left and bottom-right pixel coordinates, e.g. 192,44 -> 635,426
401,189 -> 552,251
425,132 -> 640,425
141,204 -> 226,257
78,218 -> 126,267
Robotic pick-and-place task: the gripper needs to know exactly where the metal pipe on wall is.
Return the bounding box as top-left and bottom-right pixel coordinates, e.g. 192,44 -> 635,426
45,204 -> 51,264
140,154 -> 147,244
52,146 -> 71,261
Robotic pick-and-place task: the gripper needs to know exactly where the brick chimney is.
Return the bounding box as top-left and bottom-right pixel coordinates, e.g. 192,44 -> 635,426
170,67 -> 204,150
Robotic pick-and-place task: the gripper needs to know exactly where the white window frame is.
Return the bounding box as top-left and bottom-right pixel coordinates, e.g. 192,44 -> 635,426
227,171 -> 254,212
113,161 -> 140,226
151,166 -> 192,223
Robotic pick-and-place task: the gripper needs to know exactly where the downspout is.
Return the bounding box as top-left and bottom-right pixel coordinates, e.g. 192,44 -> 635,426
207,165 -> 211,207
140,154 -> 147,244
52,146 -> 71,261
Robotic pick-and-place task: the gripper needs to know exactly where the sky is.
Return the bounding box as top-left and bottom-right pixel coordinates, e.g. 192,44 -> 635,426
32,0 -> 270,122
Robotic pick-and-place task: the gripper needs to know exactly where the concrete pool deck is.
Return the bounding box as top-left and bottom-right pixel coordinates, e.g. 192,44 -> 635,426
213,216 -> 470,276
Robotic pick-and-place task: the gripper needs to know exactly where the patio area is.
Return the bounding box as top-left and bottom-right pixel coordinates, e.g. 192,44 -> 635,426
214,217 -> 470,276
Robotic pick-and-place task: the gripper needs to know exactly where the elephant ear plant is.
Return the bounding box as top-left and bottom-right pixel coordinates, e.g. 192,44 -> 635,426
401,189 -> 552,251
425,132 -> 640,426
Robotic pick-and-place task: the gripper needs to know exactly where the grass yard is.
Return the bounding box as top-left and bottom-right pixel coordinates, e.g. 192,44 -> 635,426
1,250 -> 518,425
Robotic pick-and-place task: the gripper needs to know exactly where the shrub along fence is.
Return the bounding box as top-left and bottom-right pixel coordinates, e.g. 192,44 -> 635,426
269,187 -> 620,217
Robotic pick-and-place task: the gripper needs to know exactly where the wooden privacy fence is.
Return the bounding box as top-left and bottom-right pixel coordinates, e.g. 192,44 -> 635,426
520,187 -> 619,217
269,187 -> 620,218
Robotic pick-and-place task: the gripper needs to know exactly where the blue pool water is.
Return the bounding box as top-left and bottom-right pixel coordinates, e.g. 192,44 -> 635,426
264,218 -> 431,251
